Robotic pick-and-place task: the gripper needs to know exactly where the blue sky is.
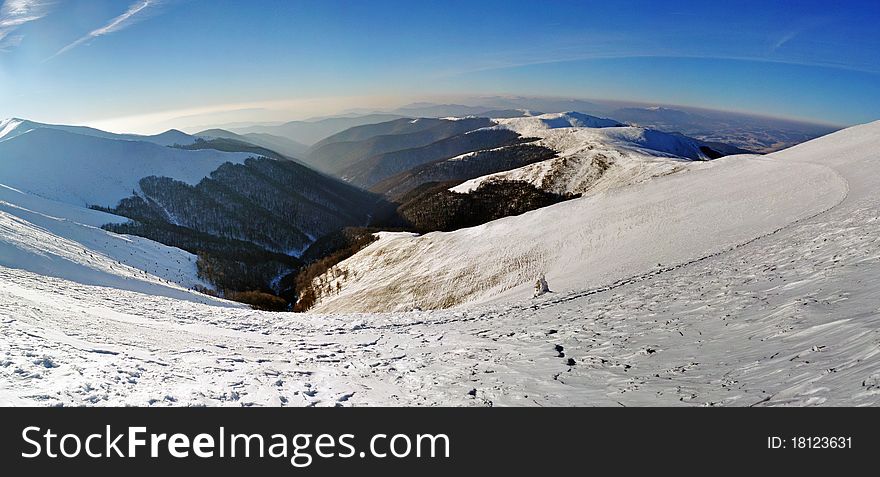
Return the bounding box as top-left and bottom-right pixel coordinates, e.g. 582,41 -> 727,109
1,0 -> 878,132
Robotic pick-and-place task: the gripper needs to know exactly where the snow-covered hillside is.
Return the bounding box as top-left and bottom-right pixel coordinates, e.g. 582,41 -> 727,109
0,185 -> 233,305
0,117 -> 379,302
0,127 -> 254,208
0,119 -> 258,302
306,120 -> 864,313
0,119 -> 878,407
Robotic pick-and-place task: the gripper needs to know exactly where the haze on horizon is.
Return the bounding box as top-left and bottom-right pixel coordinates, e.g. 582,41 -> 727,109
1,0 -> 878,134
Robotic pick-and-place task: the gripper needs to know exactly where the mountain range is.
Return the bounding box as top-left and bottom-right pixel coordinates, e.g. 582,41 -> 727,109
202,98 -> 835,154
0,110 -> 754,311
0,111 -> 744,308
226,113 -> 407,145
1,108 -> 877,406
0,118 -> 379,304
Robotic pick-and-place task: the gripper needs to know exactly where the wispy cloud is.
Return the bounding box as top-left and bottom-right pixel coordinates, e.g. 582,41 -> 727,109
769,17 -> 829,53
771,30 -> 800,52
48,0 -> 164,60
0,0 -> 54,52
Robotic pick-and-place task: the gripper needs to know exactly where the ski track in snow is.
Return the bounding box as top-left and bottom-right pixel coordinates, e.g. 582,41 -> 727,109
0,120 -> 878,406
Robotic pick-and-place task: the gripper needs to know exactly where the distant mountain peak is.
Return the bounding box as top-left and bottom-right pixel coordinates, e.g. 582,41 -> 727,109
0,117 -> 198,146
491,112 -> 626,136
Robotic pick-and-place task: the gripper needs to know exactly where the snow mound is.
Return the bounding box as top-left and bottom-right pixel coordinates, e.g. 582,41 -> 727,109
492,112 -> 624,136
0,127 -> 254,208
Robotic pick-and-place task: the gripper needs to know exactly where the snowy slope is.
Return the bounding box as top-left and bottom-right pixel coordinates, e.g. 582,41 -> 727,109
0,121 -> 878,406
0,127 -> 254,208
307,134 -> 851,313
0,184 -> 236,306
0,119 -> 258,303
0,118 -> 196,146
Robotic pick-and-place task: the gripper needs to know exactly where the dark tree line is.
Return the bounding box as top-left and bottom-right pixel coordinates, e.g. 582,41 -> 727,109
340,128 -> 526,188
395,180 -> 575,233
308,117 -> 493,175
172,137 -> 290,161
372,143 -> 557,200
104,157 -> 377,255
289,227 -> 381,312
95,156 -> 383,311
102,219 -> 300,295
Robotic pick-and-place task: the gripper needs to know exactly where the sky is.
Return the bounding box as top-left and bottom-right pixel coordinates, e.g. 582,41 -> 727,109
1,0 -> 878,133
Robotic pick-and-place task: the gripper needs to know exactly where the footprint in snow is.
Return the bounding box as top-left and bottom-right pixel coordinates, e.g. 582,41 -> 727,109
337,392 -> 355,402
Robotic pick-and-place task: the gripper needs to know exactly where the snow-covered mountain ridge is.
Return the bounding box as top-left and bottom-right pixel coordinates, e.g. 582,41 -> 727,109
0,118 -> 377,300
446,112 -> 741,196
479,112 -> 721,159
0,119 -> 270,302
0,126 -> 255,209
0,118 -> 196,146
